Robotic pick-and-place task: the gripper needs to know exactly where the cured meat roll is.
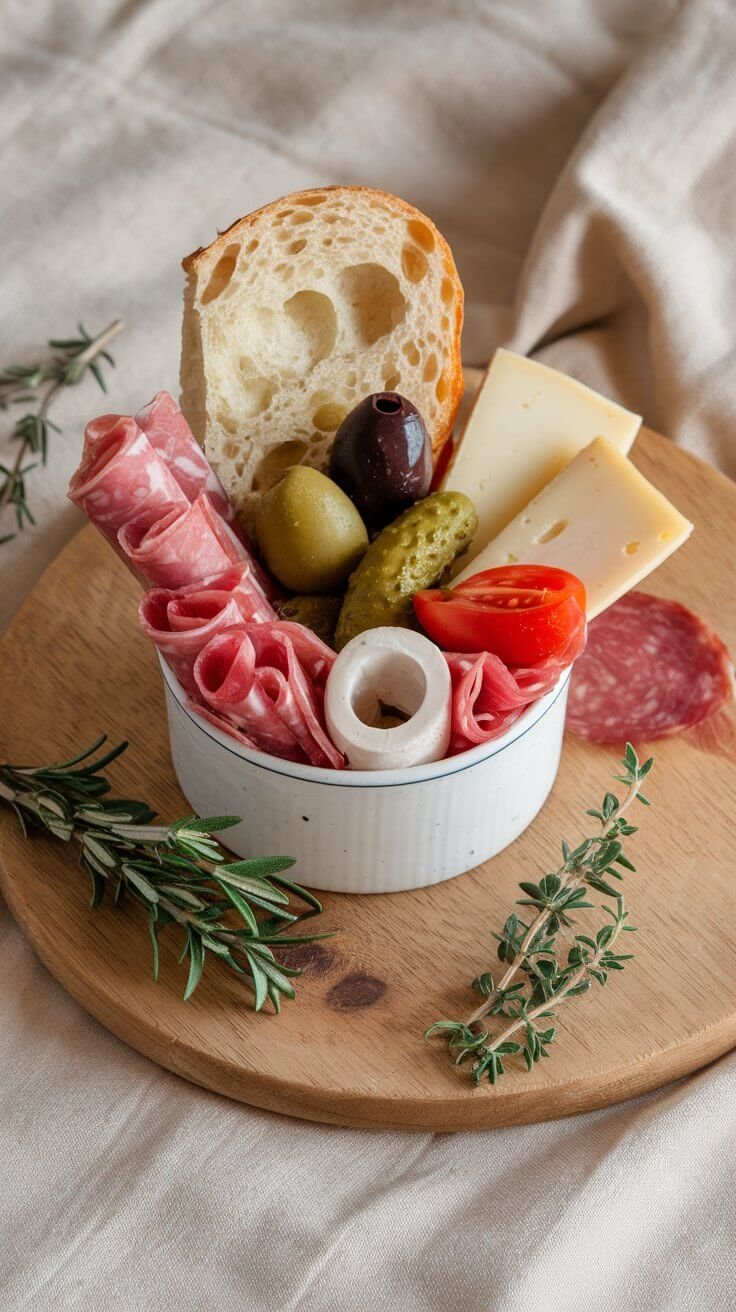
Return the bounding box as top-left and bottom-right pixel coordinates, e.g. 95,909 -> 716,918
135,392 -> 280,601
135,391 -> 234,520
567,591 -> 734,742
444,634 -> 580,755
67,415 -> 188,558
69,396 -> 277,597
139,564 -> 276,693
194,624 -> 343,768
119,493 -> 246,590
444,652 -> 528,754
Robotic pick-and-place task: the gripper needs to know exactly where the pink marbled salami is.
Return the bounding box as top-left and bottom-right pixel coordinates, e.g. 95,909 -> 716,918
135,391 -> 232,522
444,618 -> 585,756
567,592 -> 734,743
70,399 -> 278,598
67,415 -> 188,557
194,624 -> 343,768
118,493 -> 246,590
139,564 -> 276,692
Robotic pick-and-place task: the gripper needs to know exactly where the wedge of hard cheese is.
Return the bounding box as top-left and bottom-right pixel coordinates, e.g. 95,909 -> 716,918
454,437 -> 693,619
443,349 -> 642,558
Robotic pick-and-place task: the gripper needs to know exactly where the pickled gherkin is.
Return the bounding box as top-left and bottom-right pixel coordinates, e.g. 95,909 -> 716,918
335,491 -> 478,650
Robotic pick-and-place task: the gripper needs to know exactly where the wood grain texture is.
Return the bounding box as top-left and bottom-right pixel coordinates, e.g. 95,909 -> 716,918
1,428 -> 735,1132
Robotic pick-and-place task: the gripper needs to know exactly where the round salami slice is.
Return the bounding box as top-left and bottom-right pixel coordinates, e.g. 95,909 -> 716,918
567,591 -> 734,743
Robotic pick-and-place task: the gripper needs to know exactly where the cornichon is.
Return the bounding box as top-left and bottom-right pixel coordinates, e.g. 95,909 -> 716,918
335,491 -> 478,650
278,594 -> 342,647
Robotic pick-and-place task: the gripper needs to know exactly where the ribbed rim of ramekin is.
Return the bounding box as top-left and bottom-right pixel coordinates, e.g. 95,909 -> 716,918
159,654 -> 571,789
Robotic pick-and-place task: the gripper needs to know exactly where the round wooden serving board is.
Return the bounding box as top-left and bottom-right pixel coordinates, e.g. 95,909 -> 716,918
1,429 -> 736,1132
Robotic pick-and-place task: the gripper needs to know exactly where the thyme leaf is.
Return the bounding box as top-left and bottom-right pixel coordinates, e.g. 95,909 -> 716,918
425,743 -> 653,1085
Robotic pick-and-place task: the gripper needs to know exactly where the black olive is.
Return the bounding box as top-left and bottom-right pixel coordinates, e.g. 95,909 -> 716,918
329,392 -> 432,526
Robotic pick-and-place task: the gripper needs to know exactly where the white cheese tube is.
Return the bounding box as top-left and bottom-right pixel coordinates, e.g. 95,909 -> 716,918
325,627 -> 451,771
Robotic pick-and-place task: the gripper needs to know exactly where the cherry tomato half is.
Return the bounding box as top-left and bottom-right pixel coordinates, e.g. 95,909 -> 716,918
413,565 -> 586,666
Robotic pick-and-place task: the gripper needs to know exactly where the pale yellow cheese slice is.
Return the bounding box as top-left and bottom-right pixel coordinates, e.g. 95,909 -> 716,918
443,349 -> 642,557
454,437 -> 693,619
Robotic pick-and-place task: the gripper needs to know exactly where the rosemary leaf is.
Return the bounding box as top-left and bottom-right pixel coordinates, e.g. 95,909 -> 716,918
0,320 -> 124,541
0,736 -> 327,1011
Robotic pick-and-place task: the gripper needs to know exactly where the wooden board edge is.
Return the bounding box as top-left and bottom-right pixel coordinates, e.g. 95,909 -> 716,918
3,827 -> 734,1133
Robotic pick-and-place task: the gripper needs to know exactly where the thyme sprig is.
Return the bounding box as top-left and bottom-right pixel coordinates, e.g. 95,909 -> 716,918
426,744 -> 653,1085
0,320 -> 124,543
0,736 -> 327,1011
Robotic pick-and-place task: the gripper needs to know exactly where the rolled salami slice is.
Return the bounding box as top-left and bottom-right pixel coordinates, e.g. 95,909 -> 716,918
244,624 -> 342,768
567,591 -> 734,743
184,699 -> 258,750
194,629 -> 305,761
139,590 -> 243,694
135,391 -> 233,522
136,392 -> 281,602
194,624 -> 343,768
445,652 -> 528,754
139,563 -> 276,691
253,620 -> 336,691
119,493 -> 245,590
68,415 -> 188,556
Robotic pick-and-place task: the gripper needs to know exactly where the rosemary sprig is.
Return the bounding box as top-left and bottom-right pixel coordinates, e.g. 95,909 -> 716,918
0,736 -> 328,1011
0,320 -> 124,543
426,744 -> 653,1085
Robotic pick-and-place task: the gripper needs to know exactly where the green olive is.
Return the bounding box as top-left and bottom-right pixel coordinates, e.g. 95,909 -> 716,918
335,491 -> 478,650
256,466 -> 369,593
277,594 -> 342,647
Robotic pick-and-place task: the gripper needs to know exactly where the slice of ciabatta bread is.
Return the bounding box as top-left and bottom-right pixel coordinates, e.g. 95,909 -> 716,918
181,186 -> 464,533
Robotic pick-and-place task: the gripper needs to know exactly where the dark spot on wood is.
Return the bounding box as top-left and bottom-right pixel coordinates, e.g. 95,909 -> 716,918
326,971 -> 387,1011
275,942 -> 339,977
302,815 -> 310,821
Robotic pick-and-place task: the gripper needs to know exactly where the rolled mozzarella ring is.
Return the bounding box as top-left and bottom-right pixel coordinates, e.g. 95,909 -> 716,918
325,627 -> 451,771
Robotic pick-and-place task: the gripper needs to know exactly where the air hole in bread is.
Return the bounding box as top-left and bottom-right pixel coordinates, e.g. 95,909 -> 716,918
407,219 -> 436,253
289,211 -> 313,226
323,238 -> 333,247
402,246 -> 428,283
289,239 -> 307,255
402,340 -> 420,366
297,194 -> 328,206
423,353 -> 438,382
436,369 -> 450,403
441,278 -> 454,304
234,460 -> 245,477
201,244 -> 240,304
237,357 -> 276,417
216,407 -> 238,436
323,213 -> 338,224
312,402 -> 347,432
338,263 -> 407,347
275,209 -> 294,222
279,289 -> 338,371
246,239 -> 259,254
441,315 -> 450,331
346,371 -> 357,388
253,439 -> 309,492
384,372 -> 401,391
223,440 -> 240,459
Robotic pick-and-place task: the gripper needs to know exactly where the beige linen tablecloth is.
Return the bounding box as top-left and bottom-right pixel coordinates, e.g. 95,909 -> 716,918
2,2 -> 735,1308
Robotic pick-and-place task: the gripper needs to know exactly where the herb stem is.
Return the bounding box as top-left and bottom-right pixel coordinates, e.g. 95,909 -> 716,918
464,773 -> 641,1031
0,319 -> 124,532
481,915 -> 626,1057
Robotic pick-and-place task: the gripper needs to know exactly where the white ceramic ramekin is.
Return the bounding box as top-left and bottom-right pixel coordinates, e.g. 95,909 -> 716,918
159,658 -> 570,894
